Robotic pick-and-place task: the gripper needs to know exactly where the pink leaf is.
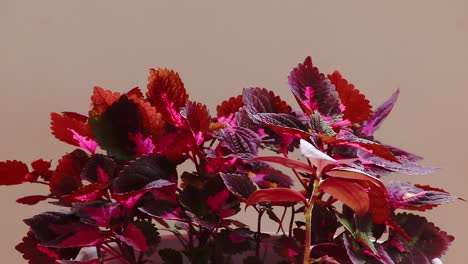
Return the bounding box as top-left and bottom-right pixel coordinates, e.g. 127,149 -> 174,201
69,129 -> 98,154
362,89 -> 399,136
207,189 -> 231,212
57,229 -> 106,248
129,133 -> 155,157
115,223 -> 149,251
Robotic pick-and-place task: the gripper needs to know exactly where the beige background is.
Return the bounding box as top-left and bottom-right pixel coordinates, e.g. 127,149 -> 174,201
1,1 -> 467,263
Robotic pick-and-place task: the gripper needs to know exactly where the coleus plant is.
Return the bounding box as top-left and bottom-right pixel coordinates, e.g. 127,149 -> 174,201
1,57 -> 460,264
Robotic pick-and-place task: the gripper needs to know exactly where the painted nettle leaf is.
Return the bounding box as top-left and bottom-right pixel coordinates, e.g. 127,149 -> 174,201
2,57 -> 458,264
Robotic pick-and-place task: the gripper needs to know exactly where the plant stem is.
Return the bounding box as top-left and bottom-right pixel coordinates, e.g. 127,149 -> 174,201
303,171 -> 322,264
289,205 -> 295,238
255,208 -> 265,259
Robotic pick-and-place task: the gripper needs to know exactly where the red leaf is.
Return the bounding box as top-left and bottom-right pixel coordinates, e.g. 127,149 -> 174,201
334,130 -> 398,162
16,195 -> 48,205
129,133 -> 156,158
216,95 -> 244,124
73,202 -> 126,228
320,178 -> 370,215
130,96 -> 165,140
155,130 -> 192,164
367,181 -> 391,224
326,168 -> 383,189
146,68 -> 188,127
16,231 -> 55,264
57,229 -> 106,248
0,160 -> 29,185
31,159 -> 51,174
326,168 -> 390,223
207,189 -> 231,212
246,188 -> 307,207
89,86 -> 121,116
127,86 -> 144,98
51,112 -> 93,147
181,101 -> 211,145
328,71 -> 372,123
253,156 -> 314,173
115,223 -> 149,251
62,183 -> 108,202
50,150 -> 89,196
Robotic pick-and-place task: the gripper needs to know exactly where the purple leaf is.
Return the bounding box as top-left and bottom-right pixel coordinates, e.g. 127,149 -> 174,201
252,156 -> 313,173
310,242 -> 353,264
358,150 -> 440,176
311,204 -> 339,244
129,133 -> 155,157
207,189 -> 231,212
73,201 -> 126,228
115,222 -> 151,251
234,106 -> 258,130
335,130 -> 398,162
113,154 -> 177,194
385,213 -> 454,261
386,181 -> 458,211
24,212 -> 105,248
242,87 -> 292,114
288,56 -> 341,117
61,183 -> 108,202
216,126 -> 260,157
80,154 -> 116,183
273,236 -> 301,258
250,167 -> 294,189
252,113 -> 309,138
112,179 -> 175,208
385,145 -> 423,162
220,172 -> 257,200
89,95 -> 143,160
362,89 -> 399,136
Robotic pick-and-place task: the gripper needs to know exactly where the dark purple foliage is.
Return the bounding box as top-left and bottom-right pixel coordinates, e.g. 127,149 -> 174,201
386,181 -> 458,211
362,89 -> 400,136
220,172 -> 257,200
216,126 -> 261,157
3,57 -> 457,264
24,212 -> 105,248
80,154 -> 116,183
358,150 -> 440,175
384,213 -> 454,261
113,154 -> 177,193
288,56 -> 341,117
89,95 -> 143,160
